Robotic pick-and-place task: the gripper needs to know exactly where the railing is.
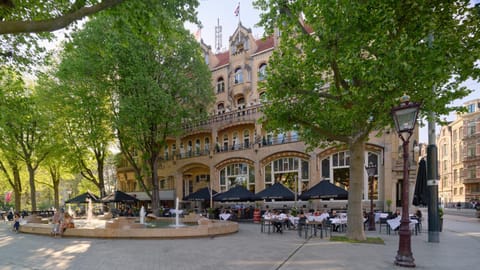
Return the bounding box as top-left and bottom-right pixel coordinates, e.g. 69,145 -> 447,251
183,104 -> 262,132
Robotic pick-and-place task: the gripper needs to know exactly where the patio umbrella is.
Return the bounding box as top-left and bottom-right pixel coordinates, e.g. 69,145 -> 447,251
299,180 -> 348,200
255,182 -> 295,201
102,190 -> 139,203
65,191 -> 100,204
213,186 -> 256,202
413,158 -> 428,206
184,187 -> 218,201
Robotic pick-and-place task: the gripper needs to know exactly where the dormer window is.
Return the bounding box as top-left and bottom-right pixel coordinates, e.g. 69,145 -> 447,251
235,68 -> 243,84
216,77 -> 225,94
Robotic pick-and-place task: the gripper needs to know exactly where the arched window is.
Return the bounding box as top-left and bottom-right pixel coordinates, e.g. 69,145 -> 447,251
258,63 -> 267,81
235,68 -> 243,84
204,137 -> 210,152
195,139 -> 201,155
217,103 -> 225,114
216,77 -> 225,94
237,97 -> 245,110
219,163 -> 254,192
264,157 -> 309,192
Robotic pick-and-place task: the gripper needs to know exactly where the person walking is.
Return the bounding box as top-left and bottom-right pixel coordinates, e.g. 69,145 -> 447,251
12,213 -> 21,233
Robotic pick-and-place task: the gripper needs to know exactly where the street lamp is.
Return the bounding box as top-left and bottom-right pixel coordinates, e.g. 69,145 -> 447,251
365,162 -> 377,231
391,94 -> 421,268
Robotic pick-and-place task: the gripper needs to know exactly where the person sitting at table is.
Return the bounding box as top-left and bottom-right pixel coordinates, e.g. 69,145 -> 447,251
329,210 -> 338,219
414,209 -> 422,220
388,209 -> 400,220
270,210 -> 284,233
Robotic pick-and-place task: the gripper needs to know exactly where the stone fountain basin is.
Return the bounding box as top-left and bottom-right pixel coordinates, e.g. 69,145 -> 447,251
19,217 -> 238,239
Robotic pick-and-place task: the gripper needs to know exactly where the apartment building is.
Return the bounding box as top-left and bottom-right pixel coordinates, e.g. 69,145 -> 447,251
116,23 -> 419,211
438,99 -> 480,205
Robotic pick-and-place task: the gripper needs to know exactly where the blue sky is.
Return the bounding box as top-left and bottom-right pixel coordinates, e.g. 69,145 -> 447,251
187,1 -> 480,144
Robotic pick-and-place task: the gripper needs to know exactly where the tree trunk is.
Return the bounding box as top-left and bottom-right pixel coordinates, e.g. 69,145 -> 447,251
12,163 -> 22,211
97,158 -> 106,197
27,164 -> 37,211
346,138 -> 367,241
150,155 -> 160,216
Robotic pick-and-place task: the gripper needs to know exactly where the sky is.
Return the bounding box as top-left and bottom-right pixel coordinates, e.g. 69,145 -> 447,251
186,0 -> 480,144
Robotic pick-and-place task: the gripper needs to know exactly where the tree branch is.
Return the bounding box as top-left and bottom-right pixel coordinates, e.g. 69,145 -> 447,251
0,0 -> 124,34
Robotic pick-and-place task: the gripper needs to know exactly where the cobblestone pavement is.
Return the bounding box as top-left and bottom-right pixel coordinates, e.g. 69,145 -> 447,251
0,209 -> 478,270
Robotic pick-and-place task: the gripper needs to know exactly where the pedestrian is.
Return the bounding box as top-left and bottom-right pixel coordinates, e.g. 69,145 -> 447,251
12,213 -> 21,233
456,202 -> 461,210
51,210 -> 62,237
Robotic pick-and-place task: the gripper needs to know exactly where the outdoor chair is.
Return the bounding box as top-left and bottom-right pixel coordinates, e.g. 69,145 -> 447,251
322,219 -> 333,237
378,217 -> 390,234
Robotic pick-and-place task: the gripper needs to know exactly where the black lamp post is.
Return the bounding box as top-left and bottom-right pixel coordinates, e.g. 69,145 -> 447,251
391,94 -> 420,268
365,163 -> 377,231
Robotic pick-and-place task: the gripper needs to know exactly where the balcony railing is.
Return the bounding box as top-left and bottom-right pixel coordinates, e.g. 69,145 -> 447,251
183,104 -> 262,132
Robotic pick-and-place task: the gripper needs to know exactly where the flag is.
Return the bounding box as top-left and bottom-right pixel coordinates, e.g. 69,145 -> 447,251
194,27 -> 201,41
5,191 -> 12,203
234,3 -> 240,17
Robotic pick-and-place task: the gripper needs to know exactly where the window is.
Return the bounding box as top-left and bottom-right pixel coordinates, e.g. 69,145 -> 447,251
204,137 -> 210,152
442,143 -> 448,156
468,167 -> 476,179
217,103 -> 225,114
468,122 -> 476,136
216,77 -> 225,93
219,163 -> 254,192
195,139 -> 201,155
468,103 -> 475,113
265,157 -> 309,192
243,130 -> 250,148
468,145 -> 476,157
258,63 -> 267,81
234,68 -> 243,84
223,134 -> 229,151
237,98 -> 245,110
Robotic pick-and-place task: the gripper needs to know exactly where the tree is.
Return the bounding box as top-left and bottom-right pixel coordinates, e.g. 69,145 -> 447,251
0,0 -> 124,34
0,68 -> 55,211
106,17 -> 213,216
0,154 -> 23,211
254,0 -> 480,240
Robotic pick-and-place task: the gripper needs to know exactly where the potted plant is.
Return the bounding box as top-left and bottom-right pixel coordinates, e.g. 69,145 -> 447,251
439,207 -> 444,232
207,208 -> 215,219
386,199 -> 392,213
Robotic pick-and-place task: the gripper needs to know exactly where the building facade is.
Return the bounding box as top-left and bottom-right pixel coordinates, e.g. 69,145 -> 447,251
116,23 -> 419,211
438,99 -> 480,206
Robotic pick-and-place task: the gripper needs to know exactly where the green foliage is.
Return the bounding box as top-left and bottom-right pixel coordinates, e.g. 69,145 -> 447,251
253,0 -> 479,239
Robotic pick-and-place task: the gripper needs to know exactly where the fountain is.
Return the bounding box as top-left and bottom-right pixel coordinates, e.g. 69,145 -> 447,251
86,198 -> 93,222
140,206 -> 146,224
170,197 -> 186,228
20,197 -> 238,238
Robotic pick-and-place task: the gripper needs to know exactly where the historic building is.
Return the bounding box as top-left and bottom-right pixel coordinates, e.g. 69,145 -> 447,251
116,23 -> 419,211
438,99 -> 480,205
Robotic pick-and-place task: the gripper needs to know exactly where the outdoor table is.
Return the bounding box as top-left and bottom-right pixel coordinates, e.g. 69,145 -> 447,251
219,213 -> 231,220
375,212 -> 389,223
386,216 -> 418,234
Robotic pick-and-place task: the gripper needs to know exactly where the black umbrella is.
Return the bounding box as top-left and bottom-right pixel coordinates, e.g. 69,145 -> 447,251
184,187 -> 218,201
213,186 -> 256,202
65,191 -> 100,204
413,158 -> 428,206
102,190 -> 139,203
255,182 -> 295,201
300,180 -> 348,200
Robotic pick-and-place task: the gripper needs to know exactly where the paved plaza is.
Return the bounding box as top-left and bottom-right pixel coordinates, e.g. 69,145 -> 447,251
0,209 -> 479,270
